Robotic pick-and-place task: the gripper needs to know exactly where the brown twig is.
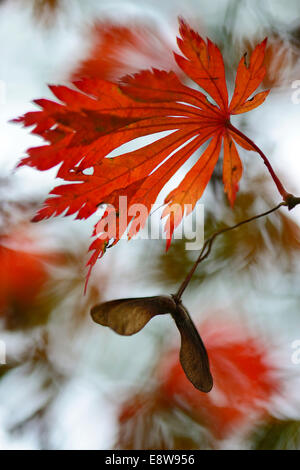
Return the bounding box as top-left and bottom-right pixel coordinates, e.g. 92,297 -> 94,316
174,201 -> 289,300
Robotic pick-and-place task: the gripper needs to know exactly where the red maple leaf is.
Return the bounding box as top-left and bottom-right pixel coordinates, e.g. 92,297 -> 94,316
13,19 -> 270,283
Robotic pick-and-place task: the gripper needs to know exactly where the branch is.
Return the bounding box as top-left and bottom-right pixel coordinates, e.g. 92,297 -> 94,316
174,201 -> 288,300
227,123 -> 289,200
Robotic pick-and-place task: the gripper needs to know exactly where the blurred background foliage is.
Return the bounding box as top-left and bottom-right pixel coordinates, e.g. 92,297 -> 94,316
1,0 -> 300,449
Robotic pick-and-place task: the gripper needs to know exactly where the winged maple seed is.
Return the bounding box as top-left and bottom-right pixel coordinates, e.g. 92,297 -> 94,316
91,295 -> 213,392
13,18 -> 271,282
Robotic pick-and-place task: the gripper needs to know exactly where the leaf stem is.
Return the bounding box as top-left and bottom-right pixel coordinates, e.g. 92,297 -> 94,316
227,123 -> 289,200
174,201 -> 287,300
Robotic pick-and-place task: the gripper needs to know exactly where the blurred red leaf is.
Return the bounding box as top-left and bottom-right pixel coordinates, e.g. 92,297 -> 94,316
117,391 -> 211,450
159,319 -> 278,439
0,240 -> 49,327
72,21 -> 180,83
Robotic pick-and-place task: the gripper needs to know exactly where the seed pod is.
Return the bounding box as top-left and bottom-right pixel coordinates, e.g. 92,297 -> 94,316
171,301 -> 213,393
91,295 -> 213,392
91,295 -> 177,336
